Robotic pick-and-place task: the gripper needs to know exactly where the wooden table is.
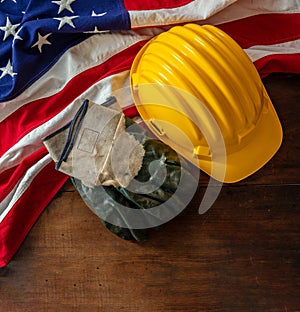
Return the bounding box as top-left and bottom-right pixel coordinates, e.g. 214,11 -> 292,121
0,74 -> 299,312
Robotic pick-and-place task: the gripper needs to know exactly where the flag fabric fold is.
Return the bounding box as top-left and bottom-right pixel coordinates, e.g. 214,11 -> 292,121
1,0 -> 300,267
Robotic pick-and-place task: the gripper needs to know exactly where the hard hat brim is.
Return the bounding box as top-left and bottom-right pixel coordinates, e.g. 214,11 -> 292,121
132,86 -> 282,184
196,92 -> 283,183
221,95 -> 282,183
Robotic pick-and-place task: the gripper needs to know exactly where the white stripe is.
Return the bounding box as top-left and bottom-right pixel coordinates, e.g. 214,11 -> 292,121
129,0 -> 300,28
0,31 -> 152,122
129,0 -> 237,28
206,0 -> 300,25
0,70 -> 133,173
245,39 -> 300,62
0,154 -> 51,223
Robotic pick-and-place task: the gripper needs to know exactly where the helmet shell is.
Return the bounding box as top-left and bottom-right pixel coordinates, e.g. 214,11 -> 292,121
130,24 -> 282,183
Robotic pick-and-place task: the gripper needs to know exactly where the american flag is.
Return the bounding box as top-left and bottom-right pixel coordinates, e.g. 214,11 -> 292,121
0,0 -> 299,267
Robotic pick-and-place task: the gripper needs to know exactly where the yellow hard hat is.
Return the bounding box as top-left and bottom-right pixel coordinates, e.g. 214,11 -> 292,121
130,24 -> 282,183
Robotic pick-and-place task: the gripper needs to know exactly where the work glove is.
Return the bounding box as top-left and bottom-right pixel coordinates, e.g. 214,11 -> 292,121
44,98 -> 198,242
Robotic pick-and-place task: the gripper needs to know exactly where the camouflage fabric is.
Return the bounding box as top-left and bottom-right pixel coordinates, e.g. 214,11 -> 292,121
71,117 -> 198,242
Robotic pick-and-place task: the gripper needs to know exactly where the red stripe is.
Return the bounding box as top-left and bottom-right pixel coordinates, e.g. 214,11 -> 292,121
254,53 -> 300,78
0,147 -> 48,202
0,40 -> 147,156
123,104 -> 139,117
0,162 -> 68,267
218,13 -> 300,49
124,0 -> 193,11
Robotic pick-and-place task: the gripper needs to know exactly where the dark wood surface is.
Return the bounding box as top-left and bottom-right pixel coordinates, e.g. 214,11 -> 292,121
0,74 -> 299,312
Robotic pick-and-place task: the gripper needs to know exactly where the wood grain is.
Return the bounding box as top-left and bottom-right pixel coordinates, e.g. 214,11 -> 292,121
0,74 -> 299,312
